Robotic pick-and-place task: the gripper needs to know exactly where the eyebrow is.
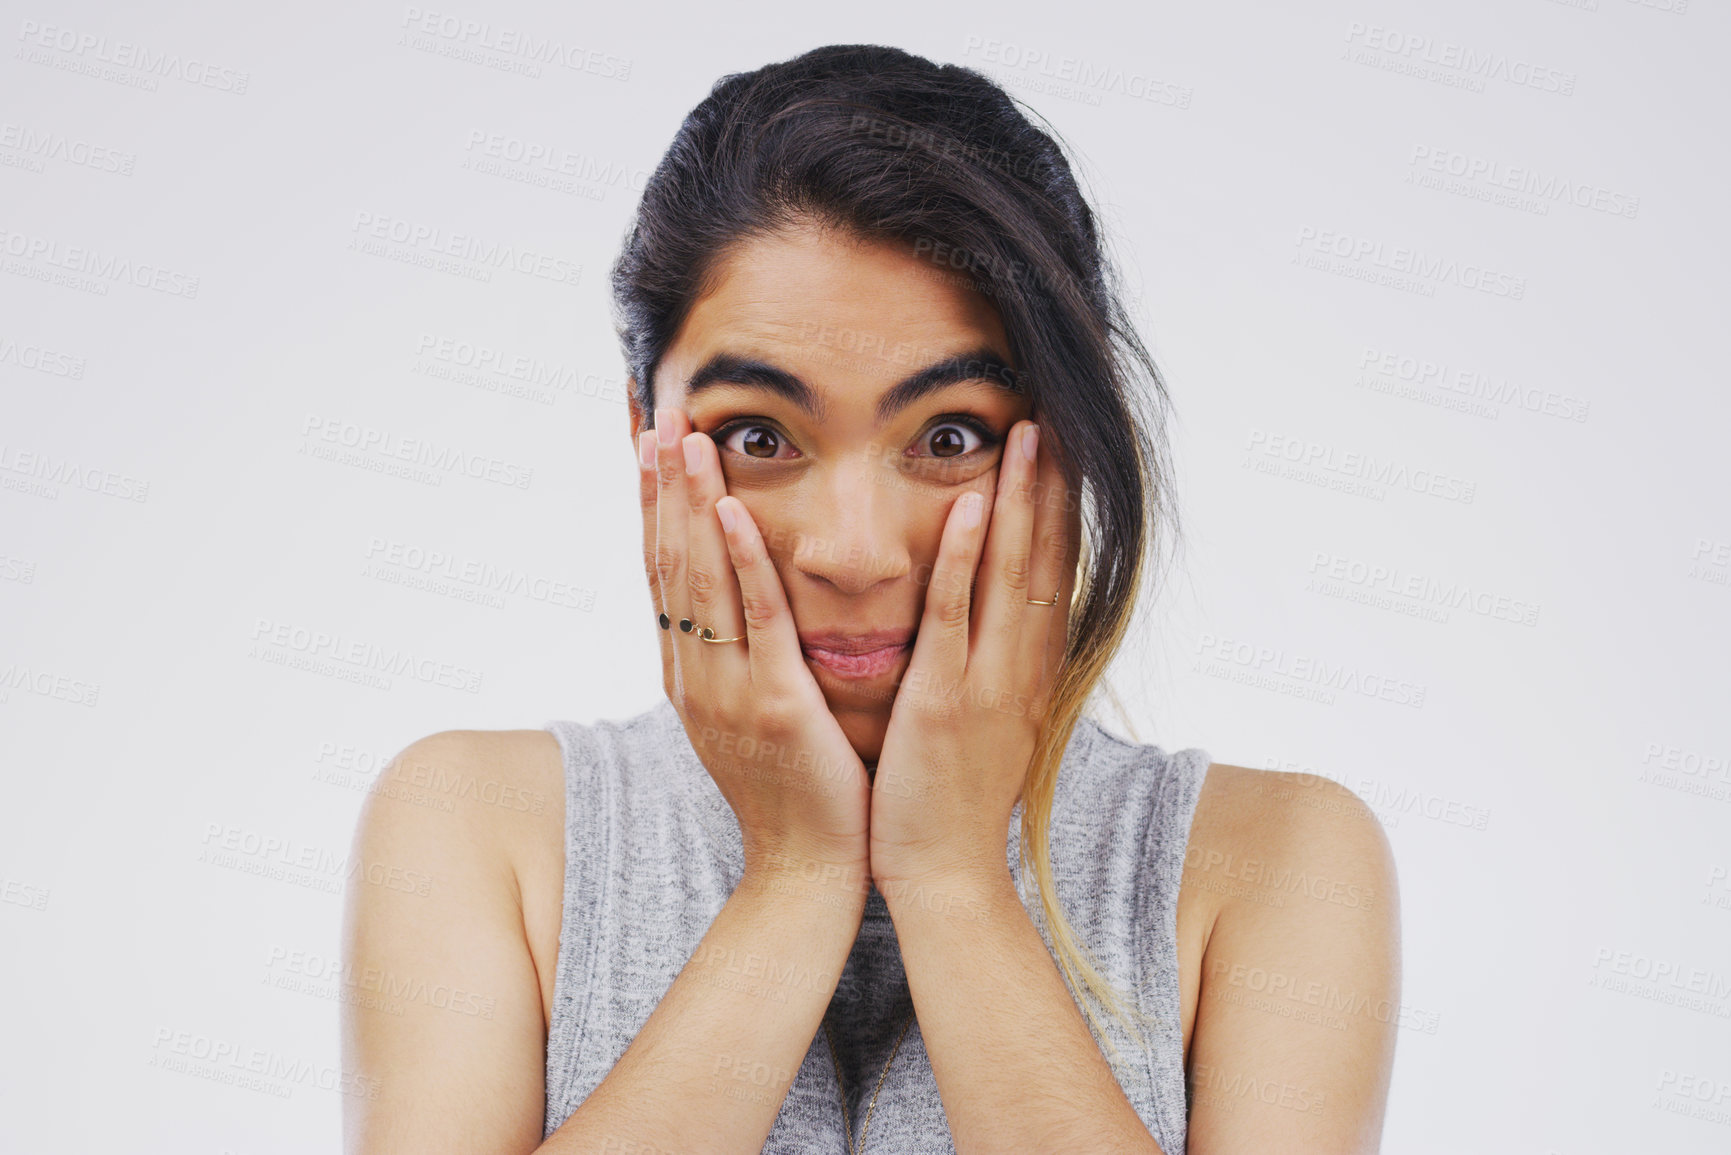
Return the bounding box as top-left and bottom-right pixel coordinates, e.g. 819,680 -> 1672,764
682,345 -> 1021,424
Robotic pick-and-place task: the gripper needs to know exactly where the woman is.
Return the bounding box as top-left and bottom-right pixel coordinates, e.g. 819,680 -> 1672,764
341,44 -> 1400,1154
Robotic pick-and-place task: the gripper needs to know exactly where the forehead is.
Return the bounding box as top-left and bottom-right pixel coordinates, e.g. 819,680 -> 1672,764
658,224 -> 1013,403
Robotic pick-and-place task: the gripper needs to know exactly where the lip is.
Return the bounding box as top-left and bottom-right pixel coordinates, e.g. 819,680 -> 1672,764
798,628 -> 915,681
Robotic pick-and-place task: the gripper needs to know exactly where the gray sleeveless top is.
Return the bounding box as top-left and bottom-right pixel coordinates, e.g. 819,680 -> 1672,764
540,697 -> 1210,1153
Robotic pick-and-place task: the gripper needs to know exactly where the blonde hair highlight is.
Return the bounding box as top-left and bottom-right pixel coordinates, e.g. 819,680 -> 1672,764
1016,433 -> 1174,1072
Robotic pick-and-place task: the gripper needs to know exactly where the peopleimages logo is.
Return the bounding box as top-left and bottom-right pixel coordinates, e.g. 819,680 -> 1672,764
363,535 -> 595,611
1408,145 -> 1639,219
248,616 -> 485,694
960,36 -> 1193,108
1192,632 -> 1427,708
0,121 -> 137,175
0,443 -> 149,500
348,210 -> 581,287
0,226 -> 200,298
1306,550 -> 1541,628
263,945 -> 499,1019
0,663 -> 101,707
1341,22 -> 1577,96
300,415 -> 534,490
1244,428 -> 1477,504
148,1027 -> 380,1099
15,20 -> 251,93
461,130 -> 648,191
1356,346 -> 1591,422
1294,226 -> 1526,300
398,7 -> 632,80
0,332 -> 87,378
1589,946 -> 1731,1016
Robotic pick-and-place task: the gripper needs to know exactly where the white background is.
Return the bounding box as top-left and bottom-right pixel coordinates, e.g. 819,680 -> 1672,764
3,1 -> 1727,1152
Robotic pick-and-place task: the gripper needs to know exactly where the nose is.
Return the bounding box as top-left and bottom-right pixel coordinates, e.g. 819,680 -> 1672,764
786,449 -> 911,596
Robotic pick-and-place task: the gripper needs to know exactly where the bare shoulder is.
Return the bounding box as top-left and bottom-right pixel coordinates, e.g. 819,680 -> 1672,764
375,727 -> 565,824
362,726 -> 570,1003
1190,763 -> 1397,885
1184,763 -> 1398,943
1181,762 -> 1402,1154
350,727 -> 566,909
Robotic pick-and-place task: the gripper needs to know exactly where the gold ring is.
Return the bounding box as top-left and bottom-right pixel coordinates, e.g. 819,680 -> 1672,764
698,627 -> 746,644
1026,592 -> 1060,605
659,611 -> 745,643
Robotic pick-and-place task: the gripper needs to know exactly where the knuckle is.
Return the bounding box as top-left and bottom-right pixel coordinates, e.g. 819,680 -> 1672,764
1001,551 -> 1033,591
910,686 -> 962,724
739,588 -> 778,630
1039,524 -> 1067,558
652,544 -> 682,585
687,562 -> 719,601
935,586 -> 971,626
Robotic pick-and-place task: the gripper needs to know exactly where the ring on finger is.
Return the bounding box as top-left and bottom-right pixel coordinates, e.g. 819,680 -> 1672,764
658,611 -> 746,644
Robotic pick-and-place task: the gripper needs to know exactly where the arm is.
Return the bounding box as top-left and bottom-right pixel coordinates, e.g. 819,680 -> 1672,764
541,857 -> 867,1154
340,730 -> 557,1154
341,730 -> 869,1155
1182,766 -> 1401,1154
883,869 -> 1165,1153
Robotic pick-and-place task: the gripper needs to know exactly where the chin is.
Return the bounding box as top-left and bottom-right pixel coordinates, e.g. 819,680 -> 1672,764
828,702 -> 888,765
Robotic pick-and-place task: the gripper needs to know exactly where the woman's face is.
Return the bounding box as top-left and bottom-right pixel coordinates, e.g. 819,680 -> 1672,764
630,222 -> 1033,763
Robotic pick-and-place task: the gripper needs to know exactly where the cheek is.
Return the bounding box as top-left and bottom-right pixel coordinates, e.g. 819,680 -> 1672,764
740,501 -> 794,559
909,489 -> 985,586
729,494 -> 821,573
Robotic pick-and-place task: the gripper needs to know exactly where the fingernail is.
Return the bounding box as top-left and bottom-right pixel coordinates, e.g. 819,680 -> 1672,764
638,430 -> 655,471
961,491 -> 983,528
718,501 -> 737,534
1023,424 -> 1039,463
655,408 -> 678,448
682,432 -> 702,474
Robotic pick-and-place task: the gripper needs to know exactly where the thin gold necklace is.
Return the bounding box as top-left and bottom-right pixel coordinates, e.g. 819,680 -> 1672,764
821,1008 -> 915,1155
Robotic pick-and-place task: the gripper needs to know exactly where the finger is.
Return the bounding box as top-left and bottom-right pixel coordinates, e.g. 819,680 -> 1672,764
652,407 -> 703,699
714,494 -> 808,700
973,419 -> 1040,676
681,429 -> 747,675
905,487 -> 989,697
638,428 -> 675,700
1025,430 -> 1081,693
1047,493 -> 1082,681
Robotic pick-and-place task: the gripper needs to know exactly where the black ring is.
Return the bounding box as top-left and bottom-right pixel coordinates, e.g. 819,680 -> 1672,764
658,612 -> 670,630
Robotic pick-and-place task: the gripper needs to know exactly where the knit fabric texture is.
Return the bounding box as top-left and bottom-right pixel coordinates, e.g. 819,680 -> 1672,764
540,697 -> 1210,1153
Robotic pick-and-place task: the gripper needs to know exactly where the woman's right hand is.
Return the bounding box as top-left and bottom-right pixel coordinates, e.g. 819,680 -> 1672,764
637,406 -> 872,889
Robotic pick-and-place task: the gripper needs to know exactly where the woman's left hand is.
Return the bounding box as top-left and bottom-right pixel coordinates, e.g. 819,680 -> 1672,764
869,419 -> 1082,891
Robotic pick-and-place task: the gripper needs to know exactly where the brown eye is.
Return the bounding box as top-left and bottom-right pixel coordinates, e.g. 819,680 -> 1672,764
922,421 -> 991,459
929,427 -> 967,457
740,427 -> 779,458
715,423 -> 795,460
